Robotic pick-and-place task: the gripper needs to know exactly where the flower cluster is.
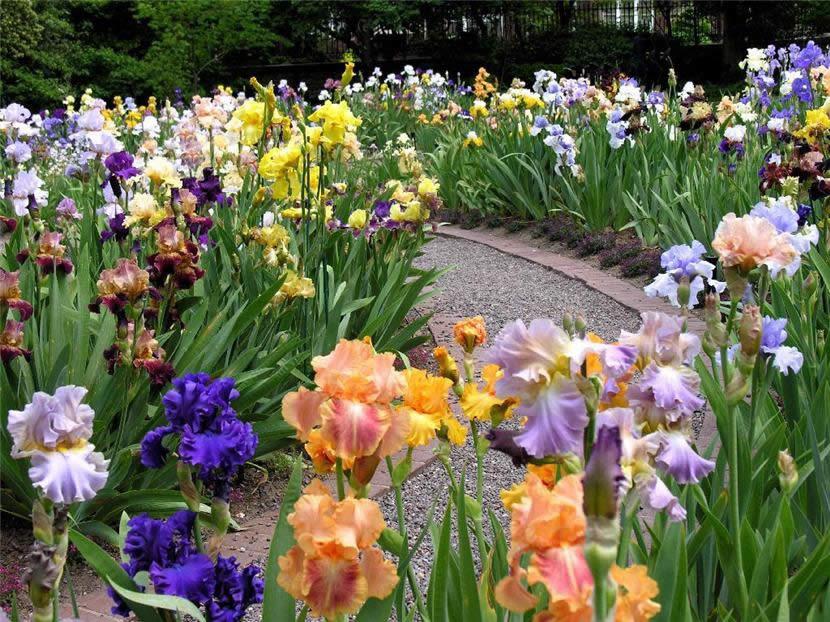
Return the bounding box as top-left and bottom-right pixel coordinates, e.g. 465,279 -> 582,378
282,338 -> 462,483
495,472 -> 661,620
485,310 -> 712,521
110,510 -> 263,621
0,269 -> 33,363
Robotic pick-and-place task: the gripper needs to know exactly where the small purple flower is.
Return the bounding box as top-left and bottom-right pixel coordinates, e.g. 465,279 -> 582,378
790,76 -> 813,104
56,197 -> 81,220
761,316 -> 788,350
5,141 -> 32,164
797,203 -> 812,226
794,41 -> 825,70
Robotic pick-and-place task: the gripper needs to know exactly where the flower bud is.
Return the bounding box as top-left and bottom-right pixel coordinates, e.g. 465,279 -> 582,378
668,68 -> 677,88
31,499 -> 53,545
350,453 -> 380,487
726,370 -> 751,406
802,272 -> 817,298
702,295 -> 727,356
433,346 -> 459,385
777,449 -> 798,495
583,426 -> 624,520
575,314 -> 587,337
484,429 -> 529,467
739,305 -> 762,358
453,316 -> 486,353
24,541 -> 60,612
563,312 -> 575,336
724,267 -> 747,302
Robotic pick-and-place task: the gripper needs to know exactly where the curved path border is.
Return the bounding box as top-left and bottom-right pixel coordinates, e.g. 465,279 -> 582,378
71,224 -> 714,618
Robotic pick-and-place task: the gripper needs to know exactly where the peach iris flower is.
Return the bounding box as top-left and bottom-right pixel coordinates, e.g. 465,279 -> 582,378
712,213 -> 797,275
282,339 -> 410,469
495,473 -> 661,621
277,480 -> 398,619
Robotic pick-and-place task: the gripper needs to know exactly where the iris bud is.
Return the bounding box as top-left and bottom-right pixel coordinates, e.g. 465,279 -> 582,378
777,449 -> 798,495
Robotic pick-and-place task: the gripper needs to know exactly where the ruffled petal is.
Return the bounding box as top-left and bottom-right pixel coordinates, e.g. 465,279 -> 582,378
302,555 -> 367,620
333,498 -> 386,552
319,399 -> 391,460
513,376 -> 588,458
655,432 -> 715,484
28,446 -> 109,504
282,387 -> 326,441
359,547 -> 398,600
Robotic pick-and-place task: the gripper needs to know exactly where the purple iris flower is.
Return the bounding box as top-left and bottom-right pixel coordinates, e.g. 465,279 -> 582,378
104,151 -> 141,180
141,373 -> 257,495
208,556 -> 265,622
181,168 -> 229,207
797,203 -> 812,226
111,510 -> 263,619
750,199 -> 799,233
794,41 -> 825,69
100,213 -> 129,243
660,241 -> 712,279
791,76 -> 813,103
655,432 -> 715,484
151,553 -> 216,603
373,200 -> 391,219
123,511 -> 195,575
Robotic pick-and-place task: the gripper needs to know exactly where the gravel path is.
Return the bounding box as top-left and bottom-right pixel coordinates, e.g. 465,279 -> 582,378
377,235 -> 642,602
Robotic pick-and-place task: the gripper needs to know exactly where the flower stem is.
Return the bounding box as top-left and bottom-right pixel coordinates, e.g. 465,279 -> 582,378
335,458 -> 346,500
591,575 -> 608,622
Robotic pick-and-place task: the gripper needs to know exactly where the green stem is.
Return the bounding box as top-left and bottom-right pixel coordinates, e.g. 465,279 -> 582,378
727,401 -> 750,616
591,575 -> 608,622
616,501 -> 636,566
335,458 -> 346,500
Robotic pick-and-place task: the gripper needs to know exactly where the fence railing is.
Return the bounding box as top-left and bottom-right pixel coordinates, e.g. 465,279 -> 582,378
312,0 -> 823,61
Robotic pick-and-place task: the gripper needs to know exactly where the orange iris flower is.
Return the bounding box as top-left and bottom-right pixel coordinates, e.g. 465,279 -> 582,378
277,480 -> 398,619
495,473 -> 660,621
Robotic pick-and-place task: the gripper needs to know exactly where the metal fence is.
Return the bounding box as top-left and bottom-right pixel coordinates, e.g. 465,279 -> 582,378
314,0 -> 823,60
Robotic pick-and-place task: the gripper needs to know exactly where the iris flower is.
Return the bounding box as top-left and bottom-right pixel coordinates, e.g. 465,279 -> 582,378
7,386 -> 109,504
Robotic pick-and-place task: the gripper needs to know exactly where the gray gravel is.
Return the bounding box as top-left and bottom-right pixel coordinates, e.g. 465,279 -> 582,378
375,235 -> 642,605
415,236 -> 641,340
